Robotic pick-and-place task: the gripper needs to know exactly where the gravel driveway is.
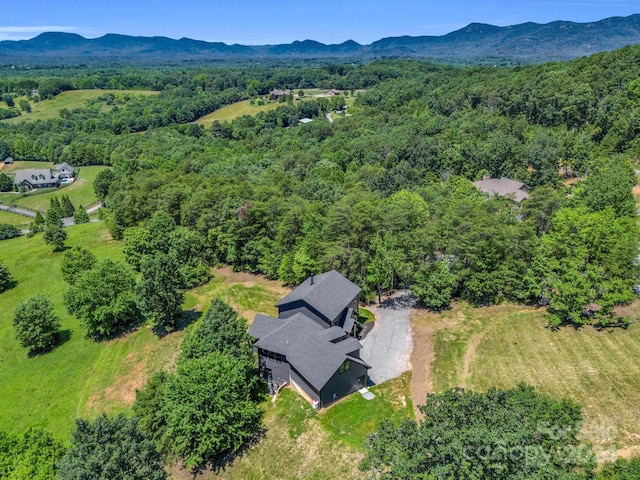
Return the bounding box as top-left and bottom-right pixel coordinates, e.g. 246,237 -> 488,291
360,290 -> 415,385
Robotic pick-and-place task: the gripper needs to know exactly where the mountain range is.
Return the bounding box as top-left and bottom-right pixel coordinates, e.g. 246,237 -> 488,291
1,14 -> 640,65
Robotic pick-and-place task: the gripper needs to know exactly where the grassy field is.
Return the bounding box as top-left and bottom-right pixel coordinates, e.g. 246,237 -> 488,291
1,89 -> 159,124
0,230 -> 294,440
0,164 -> 109,213
185,267 -> 290,322
1,161 -> 54,174
196,92 -> 357,128
0,209 -> 30,227
412,301 -> 640,459
196,100 -> 281,127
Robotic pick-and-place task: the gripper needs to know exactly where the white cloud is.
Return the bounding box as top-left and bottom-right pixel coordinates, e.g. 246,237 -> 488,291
0,26 -> 88,41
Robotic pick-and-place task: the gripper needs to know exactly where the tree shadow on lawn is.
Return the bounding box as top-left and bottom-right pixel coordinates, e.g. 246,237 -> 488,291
191,427 -> 268,478
27,328 -> 72,357
152,308 -> 201,338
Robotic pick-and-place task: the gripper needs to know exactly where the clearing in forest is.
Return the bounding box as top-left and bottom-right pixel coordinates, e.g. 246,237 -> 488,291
0,164 -> 109,214
1,89 -> 159,124
410,302 -> 640,460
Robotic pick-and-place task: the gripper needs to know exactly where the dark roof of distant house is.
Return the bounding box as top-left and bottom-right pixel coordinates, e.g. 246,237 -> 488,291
249,312 -> 369,391
13,168 -> 56,186
473,177 -> 529,202
276,270 -> 361,321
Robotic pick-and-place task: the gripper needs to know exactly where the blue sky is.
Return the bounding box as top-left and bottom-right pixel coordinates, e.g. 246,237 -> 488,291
0,0 -> 638,44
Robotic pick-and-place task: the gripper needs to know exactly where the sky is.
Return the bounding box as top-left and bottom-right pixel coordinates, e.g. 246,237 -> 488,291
0,0 -> 638,45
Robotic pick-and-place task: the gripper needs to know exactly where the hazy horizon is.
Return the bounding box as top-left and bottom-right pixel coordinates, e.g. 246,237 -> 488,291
0,0 -> 638,45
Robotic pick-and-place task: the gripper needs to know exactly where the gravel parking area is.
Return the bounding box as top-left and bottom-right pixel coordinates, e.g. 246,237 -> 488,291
360,290 -> 415,385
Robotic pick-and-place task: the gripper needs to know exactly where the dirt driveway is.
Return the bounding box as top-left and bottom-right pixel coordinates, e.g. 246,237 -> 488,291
360,290 -> 415,385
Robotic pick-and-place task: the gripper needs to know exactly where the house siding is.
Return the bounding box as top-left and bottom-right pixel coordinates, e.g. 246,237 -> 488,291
290,366 -> 319,402
258,354 -> 290,388
320,361 -> 368,407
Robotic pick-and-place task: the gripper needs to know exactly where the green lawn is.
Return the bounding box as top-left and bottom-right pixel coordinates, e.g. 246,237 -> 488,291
195,93 -> 355,128
0,165 -> 109,214
1,89 -> 159,124
419,302 -> 640,457
195,99 -> 281,127
0,238 -> 294,441
0,209 -> 30,227
1,161 -> 53,174
318,372 -> 413,448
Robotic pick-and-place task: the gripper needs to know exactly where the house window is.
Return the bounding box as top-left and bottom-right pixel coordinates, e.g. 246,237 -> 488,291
258,348 -> 284,363
338,360 -> 350,374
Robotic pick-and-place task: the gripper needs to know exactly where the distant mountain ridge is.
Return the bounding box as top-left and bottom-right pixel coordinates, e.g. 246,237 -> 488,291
1,14 -> 640,64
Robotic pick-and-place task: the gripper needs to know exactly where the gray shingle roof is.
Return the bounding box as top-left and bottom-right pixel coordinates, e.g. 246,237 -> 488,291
276,270 -> 361,322
249,312 -> 369,391
13,168 -> 57,186
473,177 -> 529,202
54,162 -> 75,173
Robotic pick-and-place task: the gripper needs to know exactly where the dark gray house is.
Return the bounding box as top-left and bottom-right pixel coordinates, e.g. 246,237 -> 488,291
249,270 -> 369,408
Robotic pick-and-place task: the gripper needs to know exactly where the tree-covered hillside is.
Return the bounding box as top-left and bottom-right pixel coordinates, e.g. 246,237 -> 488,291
1,47 -> 639,326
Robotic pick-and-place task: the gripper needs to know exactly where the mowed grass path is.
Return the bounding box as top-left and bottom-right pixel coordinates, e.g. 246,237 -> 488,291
0,164 -> 109,213
1,89 -> 159,124
417,302 -> 640,457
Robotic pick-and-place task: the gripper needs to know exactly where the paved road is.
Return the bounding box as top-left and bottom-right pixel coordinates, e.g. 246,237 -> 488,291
0,204 -> 36,218
360,290 -> 415,385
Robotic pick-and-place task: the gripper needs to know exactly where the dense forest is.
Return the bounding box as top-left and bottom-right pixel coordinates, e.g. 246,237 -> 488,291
1,47 -> 639,327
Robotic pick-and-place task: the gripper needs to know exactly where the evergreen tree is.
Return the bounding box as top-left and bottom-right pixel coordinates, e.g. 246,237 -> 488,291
73,205 -> 90,224
60,195 -> 75,217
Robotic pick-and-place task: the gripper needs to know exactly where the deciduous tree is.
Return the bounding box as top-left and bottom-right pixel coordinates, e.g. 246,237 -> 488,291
43,224 -> 67,252
361,384 -> 595,479
136,253 -> 184,333
12,294 -> 61,353
64,259 -> 138,338
57,413 -> 166,480
60,246 -> 96,285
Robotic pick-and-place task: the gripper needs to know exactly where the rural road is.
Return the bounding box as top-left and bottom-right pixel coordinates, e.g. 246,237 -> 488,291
0,204 -> 36,218
360,290 -> 415,385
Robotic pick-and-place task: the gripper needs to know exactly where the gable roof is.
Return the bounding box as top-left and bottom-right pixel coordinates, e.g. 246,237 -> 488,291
54,162 -> 74,173
473,177 -> 529,202
13,168 -> 56,186
249,312 -> 369,391
276,270 -> 361,321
